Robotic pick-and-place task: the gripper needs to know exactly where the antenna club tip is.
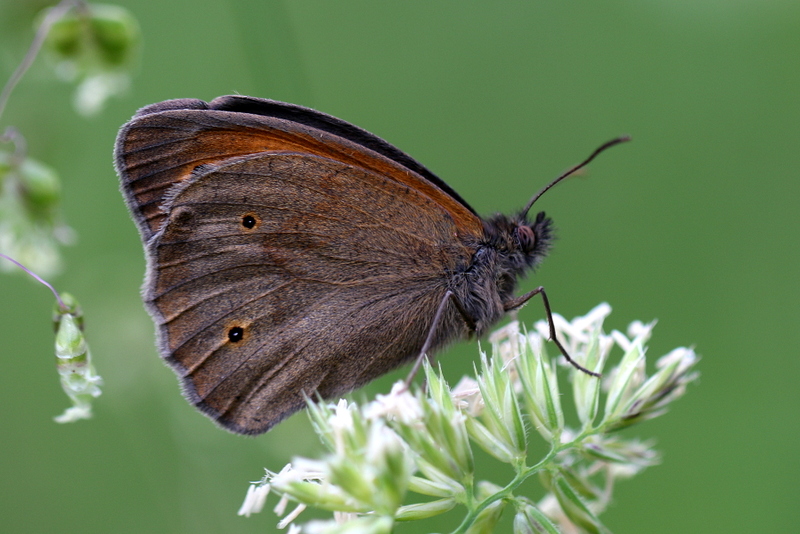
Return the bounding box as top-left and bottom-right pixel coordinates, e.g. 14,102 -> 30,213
606,135 -> 632,147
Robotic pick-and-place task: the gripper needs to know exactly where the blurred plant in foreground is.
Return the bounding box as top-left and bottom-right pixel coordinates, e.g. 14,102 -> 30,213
52,291 -> 102,423
0,1 -> 141,275
0,253 -> 101,422
39,1 -> 140,116
239,303 -> 699,533
0,135 -> 73,277
0,1 -> 136,413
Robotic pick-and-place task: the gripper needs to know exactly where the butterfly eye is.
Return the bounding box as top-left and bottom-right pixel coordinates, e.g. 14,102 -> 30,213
227,326 -> 245,343
516,225 -> 536,252
241,213 -> 260,230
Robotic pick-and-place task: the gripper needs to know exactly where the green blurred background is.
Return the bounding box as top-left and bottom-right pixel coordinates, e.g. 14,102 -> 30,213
1,1 -> 798,532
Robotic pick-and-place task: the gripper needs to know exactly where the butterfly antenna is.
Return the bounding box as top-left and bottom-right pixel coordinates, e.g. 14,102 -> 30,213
521,136 -> 631,217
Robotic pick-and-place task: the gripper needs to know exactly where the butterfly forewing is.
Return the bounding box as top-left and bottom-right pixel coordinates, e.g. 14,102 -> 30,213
115,97 -> 482,241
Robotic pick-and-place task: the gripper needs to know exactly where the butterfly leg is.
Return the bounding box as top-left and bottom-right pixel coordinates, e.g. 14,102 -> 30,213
403,290 -> 475,388
504,287 -> 601,377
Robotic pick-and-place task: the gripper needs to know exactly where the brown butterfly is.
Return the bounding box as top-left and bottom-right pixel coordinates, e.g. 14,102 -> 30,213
114,95 -> 627,435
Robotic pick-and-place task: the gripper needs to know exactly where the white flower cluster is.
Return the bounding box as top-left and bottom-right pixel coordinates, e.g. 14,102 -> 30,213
239,304 -> 699,533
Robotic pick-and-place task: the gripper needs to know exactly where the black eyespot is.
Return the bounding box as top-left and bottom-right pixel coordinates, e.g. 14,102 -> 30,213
241,215 -> 257,229
228,326 -> 244,342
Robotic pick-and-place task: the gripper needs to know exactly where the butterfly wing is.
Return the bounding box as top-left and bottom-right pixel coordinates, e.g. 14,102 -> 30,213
115,98 -> 484,434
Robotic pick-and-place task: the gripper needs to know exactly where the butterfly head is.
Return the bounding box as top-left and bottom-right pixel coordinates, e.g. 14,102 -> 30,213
482,210 -> 554,292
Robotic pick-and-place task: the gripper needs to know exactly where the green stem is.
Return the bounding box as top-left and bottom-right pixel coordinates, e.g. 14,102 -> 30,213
0,252 -> 65,310
450,425 -> 605,534
451,449 -> 557,534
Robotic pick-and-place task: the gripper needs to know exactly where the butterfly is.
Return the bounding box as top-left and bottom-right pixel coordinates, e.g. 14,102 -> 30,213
115,95 -> 626,434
